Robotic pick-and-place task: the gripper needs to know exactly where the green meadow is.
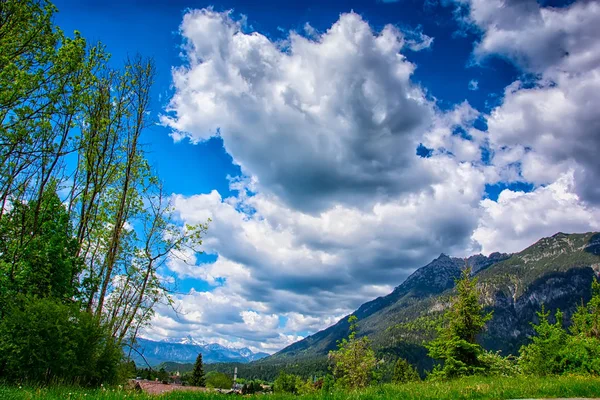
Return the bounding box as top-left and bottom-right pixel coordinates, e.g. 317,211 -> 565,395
3,376 -> 600,400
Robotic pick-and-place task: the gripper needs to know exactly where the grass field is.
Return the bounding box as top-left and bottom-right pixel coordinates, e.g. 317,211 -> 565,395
2,375 -> 600,400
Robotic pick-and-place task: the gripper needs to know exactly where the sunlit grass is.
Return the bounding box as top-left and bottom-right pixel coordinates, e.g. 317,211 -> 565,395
3,375 -> 600,399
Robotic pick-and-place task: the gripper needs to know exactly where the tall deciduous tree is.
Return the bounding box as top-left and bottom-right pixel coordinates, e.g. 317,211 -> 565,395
0,0 -> 209,385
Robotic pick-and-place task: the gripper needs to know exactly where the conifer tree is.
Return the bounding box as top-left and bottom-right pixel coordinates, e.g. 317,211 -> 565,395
191,353 -> 206,387
571,278 -> 600,338
426,265 -> 492,379
518,305 -> 567,375
328,315 -> 377,389
392,358 -> 420,384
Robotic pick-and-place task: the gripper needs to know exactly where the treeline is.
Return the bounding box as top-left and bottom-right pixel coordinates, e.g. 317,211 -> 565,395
265,267 -> 600,394
0,0 -> 207,385
203,358 -> 330,382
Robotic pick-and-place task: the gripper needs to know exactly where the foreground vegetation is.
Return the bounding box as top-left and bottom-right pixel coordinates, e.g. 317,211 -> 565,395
3,375 -> 600,400
0,0 -> 207,385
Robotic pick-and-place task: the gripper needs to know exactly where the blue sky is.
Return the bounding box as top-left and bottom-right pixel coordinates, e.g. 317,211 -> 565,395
53,0 -> 600,352
53,0 -> 517,198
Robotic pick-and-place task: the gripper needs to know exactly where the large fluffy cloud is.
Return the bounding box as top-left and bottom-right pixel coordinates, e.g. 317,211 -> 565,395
148,5 -> 600,352
148,155 -> 486,350
458,0 -> 600,203
487,71 -> 600,198
162,9 -> 434,213
169,157 -> 485,314
474,173 -> 600,255
464,0 -> 600,75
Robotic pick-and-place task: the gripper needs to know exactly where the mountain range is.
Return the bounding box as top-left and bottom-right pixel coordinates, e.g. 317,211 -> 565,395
238,231 -> 600,376
157,232 -> 600,379
130,336 -> 269,366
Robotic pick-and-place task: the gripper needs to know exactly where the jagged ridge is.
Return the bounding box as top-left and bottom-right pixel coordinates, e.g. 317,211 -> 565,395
130,337 -> 269,367
263,232 -> 600,368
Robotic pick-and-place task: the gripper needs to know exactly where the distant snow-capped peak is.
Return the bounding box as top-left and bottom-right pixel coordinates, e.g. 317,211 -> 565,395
160,336 -> 262,355
167,335 -> 207,347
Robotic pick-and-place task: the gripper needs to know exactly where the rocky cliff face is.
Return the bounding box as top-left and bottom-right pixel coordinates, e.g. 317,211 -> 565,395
265,232 -> 600,368
478,232 -> 600,353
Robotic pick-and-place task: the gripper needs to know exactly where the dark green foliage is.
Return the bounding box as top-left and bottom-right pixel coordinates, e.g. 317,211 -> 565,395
519,279 -> 600,376
203,357 -> 329,382
241,380 -> 265,394
559,334 -> 600,374
204,371 -> 233,389
117,360 -> 137,381
273,372 -> 303,394
571,278 -> 600,338
518,306 -> 567,376
0,189 -> 122,386
427,267 -> 492,379
0,296 -> 120,385
190,353 -> 205,387
392,358 -> 420,384
329,315 -> 377,389
0,188 -> 82,309
157,368 -> 169,383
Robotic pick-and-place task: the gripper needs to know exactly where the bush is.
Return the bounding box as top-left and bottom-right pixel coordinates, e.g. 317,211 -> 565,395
518,307 -> 567,376
329,315 -> 377,389
273,372 -> 303,394
0,296 -> 121,385
559,334 -> 600,374
477,350 -> 519,377
321,374 -> 335,392
392,358 -> 420,384
204,371 -> 233,389
242,380 -> 265,394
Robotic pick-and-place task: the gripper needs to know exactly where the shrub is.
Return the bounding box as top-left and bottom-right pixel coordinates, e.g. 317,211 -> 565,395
205,371 -> 233,389
329,315 -> 377,389
559,334 -> 600,374
392,358 -> 420,384
518,307 -> 567,376
273,372 -> 303,394
0,296 -> 121,385
477,350 -> 520,377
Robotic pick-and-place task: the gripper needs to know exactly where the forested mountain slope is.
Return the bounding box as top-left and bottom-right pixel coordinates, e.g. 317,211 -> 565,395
255,232 -> 600,374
